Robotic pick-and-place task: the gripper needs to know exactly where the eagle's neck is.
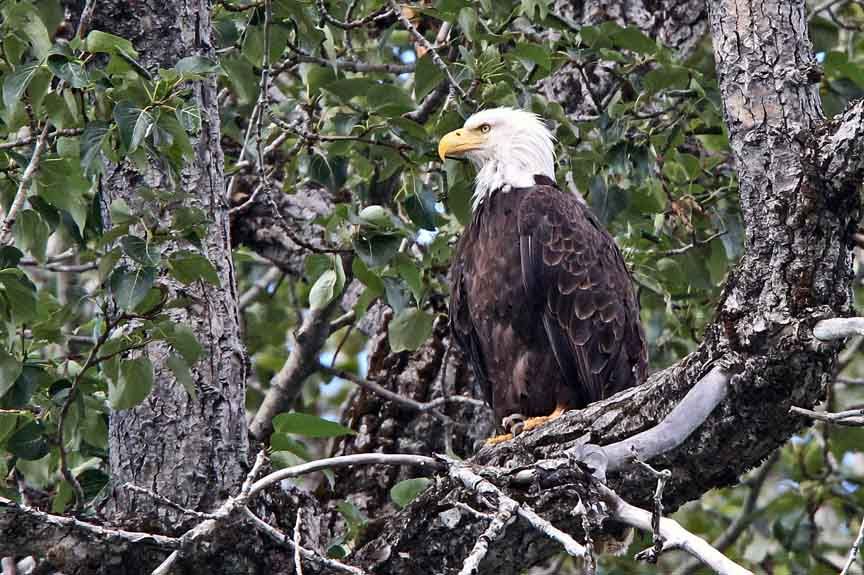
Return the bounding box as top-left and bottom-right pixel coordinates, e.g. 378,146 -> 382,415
471,141 -> 556,211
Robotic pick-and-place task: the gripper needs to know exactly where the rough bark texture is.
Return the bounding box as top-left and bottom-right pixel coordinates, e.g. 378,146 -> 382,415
94,0 -> 249,531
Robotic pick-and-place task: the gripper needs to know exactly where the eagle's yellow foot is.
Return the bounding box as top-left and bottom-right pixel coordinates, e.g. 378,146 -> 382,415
519,404 -> 567,433
484,433 -> 514,445
484,413 -> 527,445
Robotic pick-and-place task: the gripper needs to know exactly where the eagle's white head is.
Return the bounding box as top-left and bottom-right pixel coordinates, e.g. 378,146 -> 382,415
438,107 -> 556,210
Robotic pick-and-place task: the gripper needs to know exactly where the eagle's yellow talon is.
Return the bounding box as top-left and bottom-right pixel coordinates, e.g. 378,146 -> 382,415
484,433 -> 513,445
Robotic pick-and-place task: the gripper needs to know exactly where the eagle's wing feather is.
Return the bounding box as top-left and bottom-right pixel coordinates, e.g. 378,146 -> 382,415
450,232 -> 493,407
518,185 -> 646,405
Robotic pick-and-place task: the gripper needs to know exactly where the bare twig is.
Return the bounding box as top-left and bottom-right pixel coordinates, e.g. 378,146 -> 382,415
0,123 -> 51,246
658,230 -> 728,257
293,508 -> 304,575
295,53 -> 413,74
673,451 -> 779,575
238,266 -> 284,309
841,515 -> 864,575
634,458 -> 672,562
790,405 -> 864,426
122,483 -> 214,520
458,496 -> 518,575
58,312 -> 124,509
444,456 -> 588,559
249,453 -> 440,497
596,483 -> 753,575
241,507 -> 367,574
389,0 -> 473,104
0,495 -> 181,549
0,127 -> 84,151
75,0 -> 98,38
317,364 -> 486,424
314,0 -> 393,29
249,297 -> 343,441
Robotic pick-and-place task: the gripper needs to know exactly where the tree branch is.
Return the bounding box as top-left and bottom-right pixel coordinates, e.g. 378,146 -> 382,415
597,483 -> 753,575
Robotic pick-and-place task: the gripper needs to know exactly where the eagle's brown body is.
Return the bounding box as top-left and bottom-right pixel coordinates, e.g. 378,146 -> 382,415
450,176 -> 647,424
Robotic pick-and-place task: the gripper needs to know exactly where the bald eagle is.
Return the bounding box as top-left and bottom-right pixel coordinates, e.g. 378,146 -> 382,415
439,108 -> 647,440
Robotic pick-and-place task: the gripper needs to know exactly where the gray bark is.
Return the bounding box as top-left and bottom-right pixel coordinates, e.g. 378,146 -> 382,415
94,0 -> 249,529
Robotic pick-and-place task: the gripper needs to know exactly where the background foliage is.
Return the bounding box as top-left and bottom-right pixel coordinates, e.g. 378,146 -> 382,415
0,0 -> 863,572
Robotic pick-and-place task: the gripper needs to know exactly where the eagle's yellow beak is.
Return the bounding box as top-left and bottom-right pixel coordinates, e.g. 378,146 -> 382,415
438,129 -> 486,161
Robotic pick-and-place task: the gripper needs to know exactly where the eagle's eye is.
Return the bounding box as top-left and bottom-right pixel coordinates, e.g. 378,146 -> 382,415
479,124 -> 491,133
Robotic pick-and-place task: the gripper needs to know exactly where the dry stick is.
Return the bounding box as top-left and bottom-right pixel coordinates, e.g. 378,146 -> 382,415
314,0 -> 392,29
122,483 -> 215,521
150,452 -> 268,575
0,123 -> 51,246
294,53 -> 414,74
249,297 -> 342,440
293,508 -> 304,575
633,458 -> 672,563
673,452 -> 779,575
318,363 -> 486,420
0,128 -> 84,151
241,507 -> 367,575
443,456 -> 588,559
458,496 -> 518,575
249,453 -> 440,497
58,313 -> 124,509
596,483 -> 753,575
238,266 -> 284,309
75,0 -> 98,38
389,0 -> 473,104
841,515 -> 864,575
790,405 -> 864,426
0,495 -> 181,549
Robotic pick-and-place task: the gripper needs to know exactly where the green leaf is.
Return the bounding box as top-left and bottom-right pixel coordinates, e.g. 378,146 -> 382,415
175,55 -> 221,76
388,308 -> 434,352
272,412 -> 355,438
120,235 -> 160,266
3,64 -> 40,105
414,54 -> 443,101
611,26 -> 657,54
130,109 -> 155,153
167,355 -> 196,400
0,269 -> 37,325
46,54 -> 90,88
113,101 -> 143,151
0,348 -> 22,398
458,8 -> 478,42
13,210 -> 50,263
34,157 -> 91,234
390,477 -> 431,508
511,42 -> 551,72
166,325 -> 202,365
109,357 -> 154,410
0,246 -> 24,269
7,420 -> 49,460
353,233 -> 402,268
109,266 -> 156,311
168,251 -> 220,285
85,30 -> 139,57
309,269 -> 338,310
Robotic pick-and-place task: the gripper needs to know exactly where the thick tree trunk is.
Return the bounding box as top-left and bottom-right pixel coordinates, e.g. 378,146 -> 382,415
94,0 -> 249,530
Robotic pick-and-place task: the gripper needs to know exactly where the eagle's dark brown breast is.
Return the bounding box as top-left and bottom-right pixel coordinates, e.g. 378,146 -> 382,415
449,178 -> 647,424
